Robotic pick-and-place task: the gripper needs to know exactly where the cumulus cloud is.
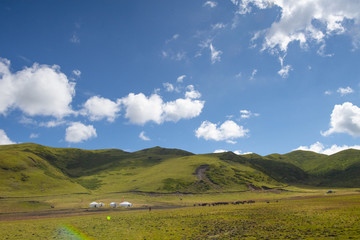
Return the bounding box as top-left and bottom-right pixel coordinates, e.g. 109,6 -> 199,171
232,0 -> 360,53
337,87 -> 354,96
0,58 -> 75,118
120,86 -> 205,125
120,93 -> 164,125
163,98 -> 204,122
203,1 -> 217,8
209,43 -> 222,64
185,85 -> 201,99
195,120 -> 249,142
0,129 -> 15,145
322,102 -> 360,137
139,131 -> 150,141
82,96 -> 120,122
214,149 -> 252,155
296,141 -> 360,155
65,122 -> 97,143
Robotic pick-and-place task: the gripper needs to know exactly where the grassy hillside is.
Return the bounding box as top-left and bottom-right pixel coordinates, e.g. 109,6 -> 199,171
1,143 -> 360,197
265,149 -> 360,187
0,147 -> 88,197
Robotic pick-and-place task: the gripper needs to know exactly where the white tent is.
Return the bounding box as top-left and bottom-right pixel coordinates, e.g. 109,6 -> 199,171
89,202 -> 98,208
119,201 -> 132,207
96,202 -> 105,208
109,202 -> 117,208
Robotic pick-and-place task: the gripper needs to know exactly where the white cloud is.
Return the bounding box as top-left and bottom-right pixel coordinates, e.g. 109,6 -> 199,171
235,72 -> 242,78
203,1 -> 217,8
211,23 -> 226,30
163,82 -> 175,92
296,141 -> 360,155
162,50 -> 186,61
278,65 -> 292,78
70,32 -> 80,43
233,0 -> 360,53
0,58 -> 75,118
177,75 -> 186,83
214,149 -> 252,155
163,98 -> 205,122
195,120 -> 249,142
209,43 -> 222,64
337,87 -> 354,96
120,86 -> 204,125
29,133 -> 39,139
324,90 -> 332,95
250,69 -> 257,80
165,34 -> 180,43
0,129 -> 15,145
214,149 -> 227,153
72,69 -> 81,77
82,96 -> 121,122
65,122 -> 97,143
39,120 -> 67,128
120,93 -> 164,125
240,109 -> 259,119
139,131 -> 150,141
322,102 -> 360,137
185,85 -> 201,99
278,55 -> 292,78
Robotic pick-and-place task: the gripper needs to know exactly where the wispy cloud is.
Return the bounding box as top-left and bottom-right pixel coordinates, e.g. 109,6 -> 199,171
250,69 -> 257,80
203,1 -> 217,8
337,87 -> 354,96
70,32 -> 80,43
177,75 -> 186,83
139,131 -> 150,141
209,43 -> 222,64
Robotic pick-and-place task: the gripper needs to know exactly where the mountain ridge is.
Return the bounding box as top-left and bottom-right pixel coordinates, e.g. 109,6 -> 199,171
1,143 -> 360,197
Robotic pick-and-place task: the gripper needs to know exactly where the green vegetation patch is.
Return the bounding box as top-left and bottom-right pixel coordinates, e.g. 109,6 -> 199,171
1,194 -> 360,239
76,178 -> 103,190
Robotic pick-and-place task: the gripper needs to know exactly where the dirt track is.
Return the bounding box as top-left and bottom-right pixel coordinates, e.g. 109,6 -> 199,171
0,205 -> 182,222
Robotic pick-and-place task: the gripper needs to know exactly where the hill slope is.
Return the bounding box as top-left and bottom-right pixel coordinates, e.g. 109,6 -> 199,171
1,143 -> 360,196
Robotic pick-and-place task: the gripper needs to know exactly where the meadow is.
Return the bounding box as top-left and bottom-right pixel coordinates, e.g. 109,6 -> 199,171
1,190 -> 360,239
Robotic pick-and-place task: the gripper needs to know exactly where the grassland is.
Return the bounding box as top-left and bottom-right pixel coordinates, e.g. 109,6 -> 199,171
1,192 -> 359,239
1,143 -> 360,238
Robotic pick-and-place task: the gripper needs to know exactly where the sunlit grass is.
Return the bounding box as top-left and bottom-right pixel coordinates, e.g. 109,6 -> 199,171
1,193 -> 359,239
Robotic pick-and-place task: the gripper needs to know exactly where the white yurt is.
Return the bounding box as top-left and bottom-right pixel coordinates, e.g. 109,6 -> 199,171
109,202 -> 117,208
119,201 -> 132,207
96,202 -> 105,208
89,202 -> 98,208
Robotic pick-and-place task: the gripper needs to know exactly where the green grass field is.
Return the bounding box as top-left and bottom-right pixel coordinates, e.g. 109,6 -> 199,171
2,144 -> 360,239
1,192 -> 359,239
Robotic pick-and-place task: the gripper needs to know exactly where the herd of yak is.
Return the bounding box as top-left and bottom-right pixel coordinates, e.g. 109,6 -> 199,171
195,200 -> 256,207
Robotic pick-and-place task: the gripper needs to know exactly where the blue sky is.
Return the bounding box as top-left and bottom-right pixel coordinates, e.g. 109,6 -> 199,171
1,0 -> 360,155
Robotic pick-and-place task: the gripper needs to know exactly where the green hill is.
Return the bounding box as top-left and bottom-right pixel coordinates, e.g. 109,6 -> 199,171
1,143 -> 360,197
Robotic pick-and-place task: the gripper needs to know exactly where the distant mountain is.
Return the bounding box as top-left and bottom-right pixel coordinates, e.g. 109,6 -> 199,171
1,143 -> 360,197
